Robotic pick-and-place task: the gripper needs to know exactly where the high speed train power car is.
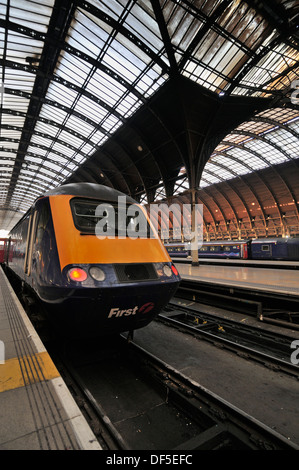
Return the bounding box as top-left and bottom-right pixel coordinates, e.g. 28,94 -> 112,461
4,183 -> 180,337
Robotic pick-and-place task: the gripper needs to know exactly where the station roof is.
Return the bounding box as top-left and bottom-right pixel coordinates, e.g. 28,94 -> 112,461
0,0 -> 298,234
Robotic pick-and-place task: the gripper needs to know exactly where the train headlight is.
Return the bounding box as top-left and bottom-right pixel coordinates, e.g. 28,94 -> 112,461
162,265 -> 172,277
89,266 -> 106,281
68,267 -> 88,282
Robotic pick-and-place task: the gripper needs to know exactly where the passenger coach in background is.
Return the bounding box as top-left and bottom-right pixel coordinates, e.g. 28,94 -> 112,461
3,183 -> 180,337
250,238 -> 299,260
164,237 -> 299,261
164,240 -> 249,259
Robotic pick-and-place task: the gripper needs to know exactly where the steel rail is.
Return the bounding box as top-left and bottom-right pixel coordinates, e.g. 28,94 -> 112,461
158,301 -> 299,379
53,336 -> 299,451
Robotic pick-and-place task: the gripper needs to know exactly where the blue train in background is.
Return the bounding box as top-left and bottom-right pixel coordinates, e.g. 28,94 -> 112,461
164,237 -> 299,261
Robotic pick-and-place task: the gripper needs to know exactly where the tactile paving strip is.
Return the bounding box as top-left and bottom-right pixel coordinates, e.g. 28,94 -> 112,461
0,268 -> 80,450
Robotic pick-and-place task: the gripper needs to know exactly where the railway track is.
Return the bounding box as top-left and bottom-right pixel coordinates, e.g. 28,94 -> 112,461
158,299 -> 299,379
7,269 -> 299,451
177,279 -> 299,330
52,335 -> 298,451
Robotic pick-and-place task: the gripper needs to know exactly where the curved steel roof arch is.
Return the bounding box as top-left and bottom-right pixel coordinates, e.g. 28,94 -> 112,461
200,108 -> 299,189
0,0 -> 298,235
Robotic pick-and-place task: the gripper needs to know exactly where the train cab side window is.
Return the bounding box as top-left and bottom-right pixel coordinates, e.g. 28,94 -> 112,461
262,245 -> 270,251
35,202 -> 50,246
21,216 -> 30,246
24,211 -> 38,275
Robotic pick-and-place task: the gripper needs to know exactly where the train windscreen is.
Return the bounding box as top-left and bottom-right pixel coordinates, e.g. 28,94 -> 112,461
71,198 -> 154,238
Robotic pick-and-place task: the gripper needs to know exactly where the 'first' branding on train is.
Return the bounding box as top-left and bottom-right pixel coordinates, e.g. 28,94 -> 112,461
108,302 -> 155,318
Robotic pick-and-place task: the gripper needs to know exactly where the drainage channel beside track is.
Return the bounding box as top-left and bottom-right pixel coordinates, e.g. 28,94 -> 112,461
51,335 -> 298,451
176,279 -> 299,330
158,298 -> 299,379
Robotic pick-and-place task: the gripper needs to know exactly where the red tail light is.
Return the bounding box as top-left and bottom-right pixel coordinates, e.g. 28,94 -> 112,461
68,267 -> 87,282
171,265 -> 178,276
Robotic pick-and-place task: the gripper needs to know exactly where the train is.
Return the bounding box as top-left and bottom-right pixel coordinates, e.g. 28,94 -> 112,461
2,183 -> 181,337
164,237 -> 299,261
0,239 -> 6,263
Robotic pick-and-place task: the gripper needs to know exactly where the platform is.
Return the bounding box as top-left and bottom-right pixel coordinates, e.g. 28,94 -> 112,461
0,266 -> 101,450
176,262 -> 299,296
172,257 -> 299,269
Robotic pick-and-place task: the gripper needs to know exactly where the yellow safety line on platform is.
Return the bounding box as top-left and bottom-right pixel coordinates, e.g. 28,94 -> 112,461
0,351 -> 60,393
